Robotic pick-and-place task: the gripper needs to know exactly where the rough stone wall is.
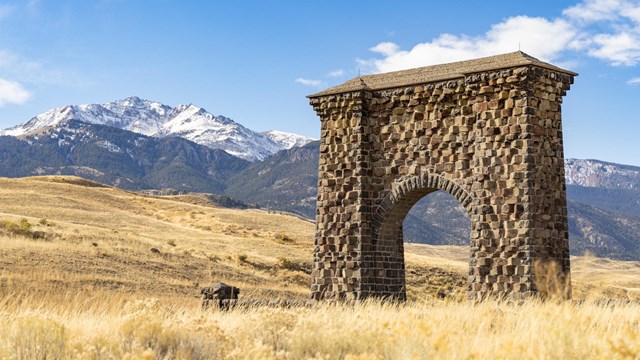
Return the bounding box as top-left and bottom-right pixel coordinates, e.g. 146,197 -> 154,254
311,90 -> 373,300
310,65 -> 573,301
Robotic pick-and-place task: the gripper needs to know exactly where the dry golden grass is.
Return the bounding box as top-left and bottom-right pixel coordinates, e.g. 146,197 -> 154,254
0,176 -> 315,302
1,293 -> 640,359
2,175 -> 640,359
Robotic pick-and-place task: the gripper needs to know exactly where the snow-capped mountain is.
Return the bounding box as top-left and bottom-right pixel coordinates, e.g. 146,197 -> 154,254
155,104 -> 284,161
565,159 -> 640,190
1,96 -> 313,161
3,97 -> 172,137
262,130 -> 315,149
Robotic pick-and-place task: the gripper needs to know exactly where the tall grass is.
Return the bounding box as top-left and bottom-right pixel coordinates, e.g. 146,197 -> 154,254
0,291 -> 639,359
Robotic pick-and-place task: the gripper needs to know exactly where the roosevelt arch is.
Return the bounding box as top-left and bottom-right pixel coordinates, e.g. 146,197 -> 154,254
307,52 -> 576,301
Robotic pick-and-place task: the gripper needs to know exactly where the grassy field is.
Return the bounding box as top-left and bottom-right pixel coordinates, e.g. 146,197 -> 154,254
1,176 -> 640,359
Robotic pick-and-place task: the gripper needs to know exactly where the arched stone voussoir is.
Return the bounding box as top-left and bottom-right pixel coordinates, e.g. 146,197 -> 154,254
377,174 -> 472,219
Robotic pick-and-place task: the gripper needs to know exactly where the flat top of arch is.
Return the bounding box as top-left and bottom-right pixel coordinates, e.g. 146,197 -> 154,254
308,51 -> 577,98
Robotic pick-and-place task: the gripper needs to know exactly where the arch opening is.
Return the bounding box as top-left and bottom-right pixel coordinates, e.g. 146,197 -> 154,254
370,174 -> 473,301
403,191 -> 472,301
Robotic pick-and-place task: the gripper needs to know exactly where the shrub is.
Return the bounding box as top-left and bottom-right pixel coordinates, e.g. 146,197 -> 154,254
533,260 -> 571,301
0,219 -> 42,239
277,257 -> 300,271
273,232 -> 294,244
1,316 -> 67,359
237,254 -> 248,263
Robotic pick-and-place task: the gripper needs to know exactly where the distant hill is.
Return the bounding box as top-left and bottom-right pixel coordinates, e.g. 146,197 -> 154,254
224,141 -> 320,217
565,158 -> 640,190
566,185 -> 640,218
568,200 -> 640,260
225,148 -> 640,261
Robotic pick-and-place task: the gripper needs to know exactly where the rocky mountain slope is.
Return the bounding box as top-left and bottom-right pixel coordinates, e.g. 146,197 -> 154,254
225,141 -> 320,216
261,130 -> 316,149
565,159 -> 640,190
1,97 -> 315,161
0,120 -> 249,192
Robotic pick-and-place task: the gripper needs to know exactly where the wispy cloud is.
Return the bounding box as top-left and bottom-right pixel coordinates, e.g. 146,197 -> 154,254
295,78 -> 323,87
564,0 -> 640,66
628,77 -> 640,84
0,50 -> 89,87
0,78 -> 31,106
563,0 -> 638,22
0,48 -> 89,108
327,69 -> 345,78
359,0 -> 640,73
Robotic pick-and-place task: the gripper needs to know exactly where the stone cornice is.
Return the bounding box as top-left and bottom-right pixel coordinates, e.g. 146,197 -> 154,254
308,51 -> 577,98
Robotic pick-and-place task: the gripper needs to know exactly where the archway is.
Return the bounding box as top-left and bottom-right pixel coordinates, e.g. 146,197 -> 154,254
308,52 -> 576,301
370,174 -> 472,300
402,190 -> 472,301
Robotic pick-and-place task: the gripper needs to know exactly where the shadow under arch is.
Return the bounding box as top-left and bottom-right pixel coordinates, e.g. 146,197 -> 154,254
368,173 -> 474,300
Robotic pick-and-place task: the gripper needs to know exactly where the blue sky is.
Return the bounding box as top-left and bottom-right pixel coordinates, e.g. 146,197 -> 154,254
0,0 -> 639,165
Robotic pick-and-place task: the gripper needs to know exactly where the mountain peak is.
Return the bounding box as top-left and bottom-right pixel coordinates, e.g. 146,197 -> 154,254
262,130 -> 316,149
2,97 -> 312,162
173,103 -> 204,115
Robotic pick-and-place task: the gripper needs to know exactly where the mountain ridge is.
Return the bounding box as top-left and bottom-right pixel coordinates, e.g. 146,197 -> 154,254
0,119 -> 250,192
1,96 -> 316,161
565,158 -> 640,190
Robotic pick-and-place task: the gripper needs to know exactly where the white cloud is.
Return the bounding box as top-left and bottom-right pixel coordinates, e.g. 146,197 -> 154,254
628,76 -> 640,84
327,69 -> 346,78
589,31 -> 640,65
370,42 -> 400,57
361,16 -> 576,73
563,0 -> 629,22
564,0 -> 640,65
0,78 -> 31,106
358,1 -> 640,73
295,78 -> 323,87
0,49 -> 89,87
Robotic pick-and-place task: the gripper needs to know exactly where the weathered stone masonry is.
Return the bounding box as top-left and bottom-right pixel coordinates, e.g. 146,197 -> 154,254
308,52 -> 576,301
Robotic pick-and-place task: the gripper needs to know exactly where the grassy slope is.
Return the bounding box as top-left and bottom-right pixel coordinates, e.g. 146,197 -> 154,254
0,176 -> 315,301
2,176 -> 640,358
1,176 -> 639,303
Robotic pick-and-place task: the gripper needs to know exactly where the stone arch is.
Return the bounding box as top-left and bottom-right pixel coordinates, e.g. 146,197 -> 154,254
308,52 -> 576,301
368,174 -> 473,300
373,174 -> 473,242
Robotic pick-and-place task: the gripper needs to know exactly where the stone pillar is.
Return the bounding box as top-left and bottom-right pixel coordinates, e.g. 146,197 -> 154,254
465,67 -> 573,300
309,87 -> 373,300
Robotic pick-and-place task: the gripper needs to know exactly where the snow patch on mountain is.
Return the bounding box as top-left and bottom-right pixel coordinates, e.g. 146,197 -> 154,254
261,130 -> 315,149
2,97 -> 171,137
1,96 -> 309,162
565,159 -> 640,190
156,104 -> 283,161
